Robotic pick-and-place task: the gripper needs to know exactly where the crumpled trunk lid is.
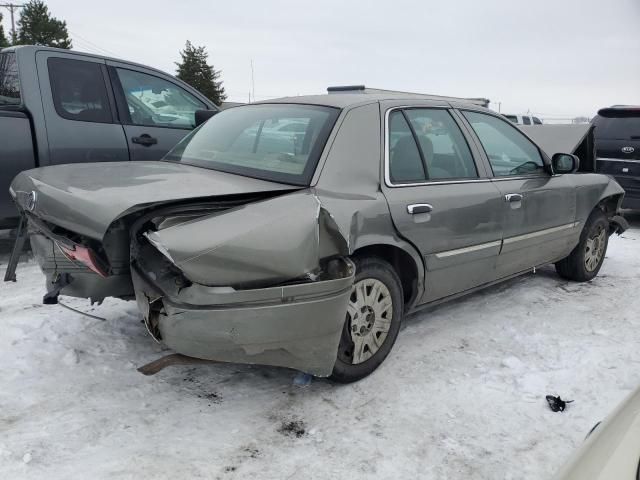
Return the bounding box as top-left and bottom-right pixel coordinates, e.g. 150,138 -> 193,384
11,161 -> 297,240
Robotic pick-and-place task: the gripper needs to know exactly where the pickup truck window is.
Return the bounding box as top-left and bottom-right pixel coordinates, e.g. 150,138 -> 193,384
48,58 -> 112,123
0,52 -> 21,106
116,68 -> 205,129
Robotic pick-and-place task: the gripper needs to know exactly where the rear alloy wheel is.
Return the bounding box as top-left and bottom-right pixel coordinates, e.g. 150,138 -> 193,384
330,257 -> 403,383
556,209 -> 609,282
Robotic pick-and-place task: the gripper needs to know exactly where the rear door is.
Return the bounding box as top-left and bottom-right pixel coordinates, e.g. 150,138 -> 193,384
107,63 -> 212,161
460,109 -> 578,278
35,51 -> 129,164
380,101 -> 504,304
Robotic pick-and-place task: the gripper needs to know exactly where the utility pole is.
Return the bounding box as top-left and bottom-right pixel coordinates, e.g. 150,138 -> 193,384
0,3 -> 25,43
250,59 -> 255,103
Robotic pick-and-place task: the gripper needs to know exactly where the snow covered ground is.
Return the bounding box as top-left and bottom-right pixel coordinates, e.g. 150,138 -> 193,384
1,215 -> 640,480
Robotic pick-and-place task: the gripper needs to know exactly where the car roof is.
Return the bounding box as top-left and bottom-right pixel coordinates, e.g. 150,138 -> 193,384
257,92 -> 490,110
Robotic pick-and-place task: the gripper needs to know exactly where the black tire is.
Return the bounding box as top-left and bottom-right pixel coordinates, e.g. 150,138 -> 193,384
330,256 -> 403,383
555,209 -> 609,282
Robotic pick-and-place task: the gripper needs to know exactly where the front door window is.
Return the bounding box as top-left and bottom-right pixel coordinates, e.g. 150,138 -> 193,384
462,111 -> 545,176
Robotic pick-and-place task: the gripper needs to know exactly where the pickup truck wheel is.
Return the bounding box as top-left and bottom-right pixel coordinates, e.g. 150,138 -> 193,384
330,256 -> 403,383
555,209 -> 609,282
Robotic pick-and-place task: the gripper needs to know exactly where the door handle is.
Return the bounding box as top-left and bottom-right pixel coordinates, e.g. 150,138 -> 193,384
407,203 -> 433,214
132,134 -> 158,147
504,193 -> 523,203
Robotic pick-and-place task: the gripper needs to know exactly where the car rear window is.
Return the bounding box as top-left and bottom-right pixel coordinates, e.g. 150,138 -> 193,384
0,52 -> 21,106
593,113 -> 640,140
164,104 -> 340,186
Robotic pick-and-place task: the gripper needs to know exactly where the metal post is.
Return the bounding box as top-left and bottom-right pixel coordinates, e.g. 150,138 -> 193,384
0,3 -> 25,43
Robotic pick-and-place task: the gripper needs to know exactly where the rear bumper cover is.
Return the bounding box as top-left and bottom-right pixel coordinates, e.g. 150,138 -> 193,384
131,259 -> 354,377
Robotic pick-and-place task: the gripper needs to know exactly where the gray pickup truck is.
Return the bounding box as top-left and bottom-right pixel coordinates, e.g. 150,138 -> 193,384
0,45 -> 218,227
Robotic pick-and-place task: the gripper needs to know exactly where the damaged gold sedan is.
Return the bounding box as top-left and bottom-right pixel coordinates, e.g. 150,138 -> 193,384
5,90 -> 629,382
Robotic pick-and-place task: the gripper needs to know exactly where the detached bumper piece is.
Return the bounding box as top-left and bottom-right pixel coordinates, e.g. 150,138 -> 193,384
131,258 -> 355,377
610,215 -> 629,235
3,212 -> 27,282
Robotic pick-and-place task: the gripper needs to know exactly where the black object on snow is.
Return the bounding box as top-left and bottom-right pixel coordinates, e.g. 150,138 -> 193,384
546,395 -> 574,412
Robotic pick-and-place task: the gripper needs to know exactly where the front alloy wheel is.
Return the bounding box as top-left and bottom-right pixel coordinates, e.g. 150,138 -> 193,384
584,225 -> 606,272
330,256 -> 403,383
555,208 -> 609,282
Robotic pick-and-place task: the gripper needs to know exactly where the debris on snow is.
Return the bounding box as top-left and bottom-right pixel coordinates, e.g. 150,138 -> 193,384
278,420 -> 307,438
546,395 -> 574,412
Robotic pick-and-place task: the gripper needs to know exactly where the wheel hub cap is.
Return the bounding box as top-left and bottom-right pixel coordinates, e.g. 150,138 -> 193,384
344,278 -> 393,365
584,226 -> 606,272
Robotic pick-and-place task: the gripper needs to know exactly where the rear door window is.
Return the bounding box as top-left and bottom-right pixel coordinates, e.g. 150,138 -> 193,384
388,108 -> 478,183
388,111 -> 426,183
0,52 -> 21,106
48,57 -> 112,123
115,68 -> 205,129
404,109 -> 478,179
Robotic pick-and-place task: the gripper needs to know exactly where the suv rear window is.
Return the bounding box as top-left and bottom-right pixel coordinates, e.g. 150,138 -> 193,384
593,112 -> 640,140
0,52 -> 21,106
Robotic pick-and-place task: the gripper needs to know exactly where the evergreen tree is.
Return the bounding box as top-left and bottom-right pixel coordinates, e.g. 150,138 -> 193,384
16,0 -> 72,49
176,41 -> 226,106
0,13 -> 9,48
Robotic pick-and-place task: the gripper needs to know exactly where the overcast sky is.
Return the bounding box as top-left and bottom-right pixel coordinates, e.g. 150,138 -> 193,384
3,0 -> 639,118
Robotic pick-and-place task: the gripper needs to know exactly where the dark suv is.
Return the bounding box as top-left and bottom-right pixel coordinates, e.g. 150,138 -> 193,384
593,106 -> 640,209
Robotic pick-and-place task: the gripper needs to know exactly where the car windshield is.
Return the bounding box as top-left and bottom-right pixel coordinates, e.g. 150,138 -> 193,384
164,104 -> 340,185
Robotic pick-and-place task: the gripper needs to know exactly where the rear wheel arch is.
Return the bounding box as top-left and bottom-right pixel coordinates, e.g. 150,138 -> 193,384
351,243 -> 422,309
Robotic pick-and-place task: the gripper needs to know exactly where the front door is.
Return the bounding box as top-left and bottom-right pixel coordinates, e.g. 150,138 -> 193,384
460,110 -> 578,278
108,65 -> 209,161
381,105 -> 504,303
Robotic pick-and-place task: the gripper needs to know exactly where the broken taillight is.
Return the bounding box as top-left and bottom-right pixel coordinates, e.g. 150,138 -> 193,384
58,244 -> 108,277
